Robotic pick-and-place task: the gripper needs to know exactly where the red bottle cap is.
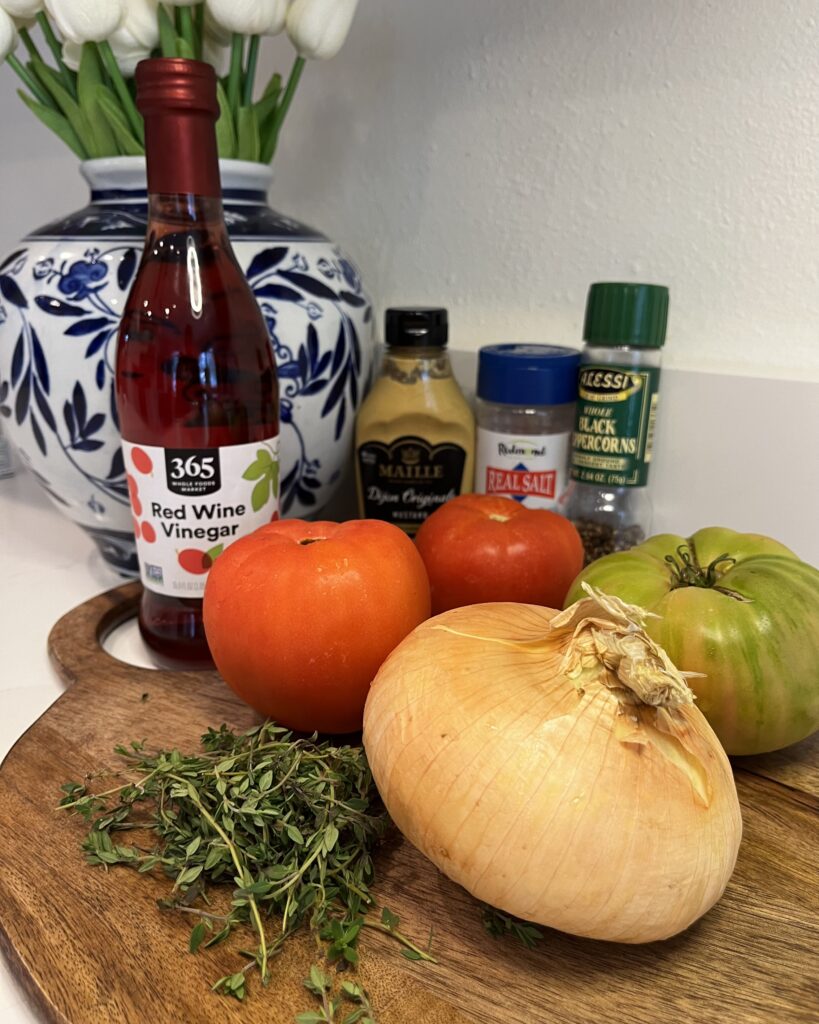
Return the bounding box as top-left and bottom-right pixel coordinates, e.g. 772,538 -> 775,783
136,58 -> 222,199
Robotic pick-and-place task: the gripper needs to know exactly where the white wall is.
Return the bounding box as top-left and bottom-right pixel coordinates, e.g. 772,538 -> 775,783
1,0 -> 817,379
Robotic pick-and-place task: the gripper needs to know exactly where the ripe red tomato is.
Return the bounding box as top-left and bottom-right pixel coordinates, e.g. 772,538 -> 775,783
415,495 -> 584,614
203,519 -> 431,733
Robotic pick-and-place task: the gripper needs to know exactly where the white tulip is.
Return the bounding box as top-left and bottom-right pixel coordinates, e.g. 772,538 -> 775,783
0,1 -> 42,17
202,34 -> 228,75
286,0 -> 358,60
63,0 -> 158,75
204,8 -> 230,46
114,0 -> 158,49
206,0 -> 289,37
107,35 -> 151,76
44,0 -> 124,44
0,6 -> 18,60
108,0 -> 157,74
60,37 -> 80,70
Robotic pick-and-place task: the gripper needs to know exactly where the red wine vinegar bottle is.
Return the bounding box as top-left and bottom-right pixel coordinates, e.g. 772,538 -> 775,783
116,58 -> 279,666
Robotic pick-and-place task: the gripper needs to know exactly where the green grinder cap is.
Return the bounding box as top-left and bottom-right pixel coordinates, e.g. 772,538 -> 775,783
583,282 -> 669,349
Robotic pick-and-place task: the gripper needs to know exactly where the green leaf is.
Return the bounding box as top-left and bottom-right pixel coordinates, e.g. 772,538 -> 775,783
323,824 -> 339,853
242,454 -> 268,480
216,80 -> 236,160
206,543 -> 224,563
236,105 -> 260,162
185,835 -> 202,857
256,71 -> 282,140
176,864 -> 203,887
308,964 -> 330,992
203,845 -> 225,870
189,921 -> 206,953
77,43 -> 117,157
269,458 -> 279,500
400,948 -> 424,961
202,924 -> 232,949
176,35 -> 196,61
16,90 -> 86,159
251,475 -> 271,513
258,769 -> 273,792
254,85 -> 281,132
285,824 -> 305,846
295,1014 -> 325,1024
29,57 -> 95,157
380,906 -> 399,930
94,85 -> 144,156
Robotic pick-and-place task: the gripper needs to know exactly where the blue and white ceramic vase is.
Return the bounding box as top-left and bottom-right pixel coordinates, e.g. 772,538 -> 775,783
0,158 -> 374,573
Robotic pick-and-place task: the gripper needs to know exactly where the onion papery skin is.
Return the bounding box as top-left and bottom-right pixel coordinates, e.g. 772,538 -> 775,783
363,601 -> 742,944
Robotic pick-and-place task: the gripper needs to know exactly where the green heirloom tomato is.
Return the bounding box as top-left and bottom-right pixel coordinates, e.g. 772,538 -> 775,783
565,527 -> 819,756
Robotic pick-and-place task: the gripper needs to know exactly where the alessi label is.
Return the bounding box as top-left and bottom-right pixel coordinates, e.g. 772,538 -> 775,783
122,437 -> 279,596
570,364 -> 660,487
475,429 -> 571,510
357,435 -> 467,534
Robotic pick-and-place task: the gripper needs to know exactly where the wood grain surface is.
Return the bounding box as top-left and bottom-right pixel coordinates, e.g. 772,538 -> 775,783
0,583 -> 816,1024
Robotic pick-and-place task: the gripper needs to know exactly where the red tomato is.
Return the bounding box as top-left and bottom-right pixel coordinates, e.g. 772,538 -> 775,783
203,520 -> 431,733
415,495 -> 584,614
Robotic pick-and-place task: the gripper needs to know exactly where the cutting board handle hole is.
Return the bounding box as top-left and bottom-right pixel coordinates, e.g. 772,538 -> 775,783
101,614 -> 161,671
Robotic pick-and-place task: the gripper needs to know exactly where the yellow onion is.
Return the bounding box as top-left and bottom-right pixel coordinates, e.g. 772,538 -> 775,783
363,586 -> 742,943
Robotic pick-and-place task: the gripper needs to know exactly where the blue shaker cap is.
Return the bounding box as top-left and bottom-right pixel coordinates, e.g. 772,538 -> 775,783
477,344 -> 580,406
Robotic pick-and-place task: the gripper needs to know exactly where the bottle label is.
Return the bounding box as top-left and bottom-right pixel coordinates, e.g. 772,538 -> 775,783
357,435 -> 467,534
475,428 -> 571,510
569,365 -> 660,487
122,437 -> 279,596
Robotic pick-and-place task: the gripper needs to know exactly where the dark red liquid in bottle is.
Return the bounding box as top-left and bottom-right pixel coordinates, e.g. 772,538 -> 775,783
116,59 -> 278,666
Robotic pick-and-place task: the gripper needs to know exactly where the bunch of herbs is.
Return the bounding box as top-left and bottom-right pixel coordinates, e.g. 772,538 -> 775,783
58,721 -> 433,1007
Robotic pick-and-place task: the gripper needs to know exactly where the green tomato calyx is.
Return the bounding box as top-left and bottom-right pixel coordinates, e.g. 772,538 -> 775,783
665,544 -> 747,600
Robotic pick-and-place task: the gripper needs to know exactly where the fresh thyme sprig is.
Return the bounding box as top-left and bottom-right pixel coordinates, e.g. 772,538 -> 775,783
58,722 -> 433,1007
297,966 -> 378,1023
481,905 -> 544,950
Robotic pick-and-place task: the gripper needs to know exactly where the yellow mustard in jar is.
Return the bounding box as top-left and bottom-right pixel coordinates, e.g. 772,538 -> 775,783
355,307 -> 475,535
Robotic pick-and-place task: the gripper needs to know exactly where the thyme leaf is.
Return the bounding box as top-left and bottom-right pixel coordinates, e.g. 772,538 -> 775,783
481,905 -> 544,950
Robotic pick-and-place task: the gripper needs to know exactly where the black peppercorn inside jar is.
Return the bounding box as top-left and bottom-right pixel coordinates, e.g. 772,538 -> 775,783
563,282 -> 668,565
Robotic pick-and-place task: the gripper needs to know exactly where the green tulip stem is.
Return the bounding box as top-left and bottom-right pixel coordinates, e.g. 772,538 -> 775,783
193,3 -> 205,60
243,35 -> 260,107
178,5 -> 196,54
157,4 -> 177,58
97,41 -> 144,143
18,28 -> 42,63
6,52 -> 54,109
227,33 -> 244,119
36,11 -> 76,98
262,55 -> 305,163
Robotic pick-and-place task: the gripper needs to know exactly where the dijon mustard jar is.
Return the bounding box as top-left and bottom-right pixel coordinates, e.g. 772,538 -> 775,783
354,308 -> 475,535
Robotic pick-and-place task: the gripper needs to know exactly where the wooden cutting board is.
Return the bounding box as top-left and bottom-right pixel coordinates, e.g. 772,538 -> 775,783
0,583 -> 816,1024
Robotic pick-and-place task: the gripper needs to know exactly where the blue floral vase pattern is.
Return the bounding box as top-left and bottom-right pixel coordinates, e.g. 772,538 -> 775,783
0,158 -> 374,573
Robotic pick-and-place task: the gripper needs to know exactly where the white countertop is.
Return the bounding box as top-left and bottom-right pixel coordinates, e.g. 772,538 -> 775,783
0,466 -> 145,1022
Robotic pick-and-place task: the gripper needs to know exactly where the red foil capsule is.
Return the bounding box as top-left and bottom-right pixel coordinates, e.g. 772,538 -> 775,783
135,58 -> 221,199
